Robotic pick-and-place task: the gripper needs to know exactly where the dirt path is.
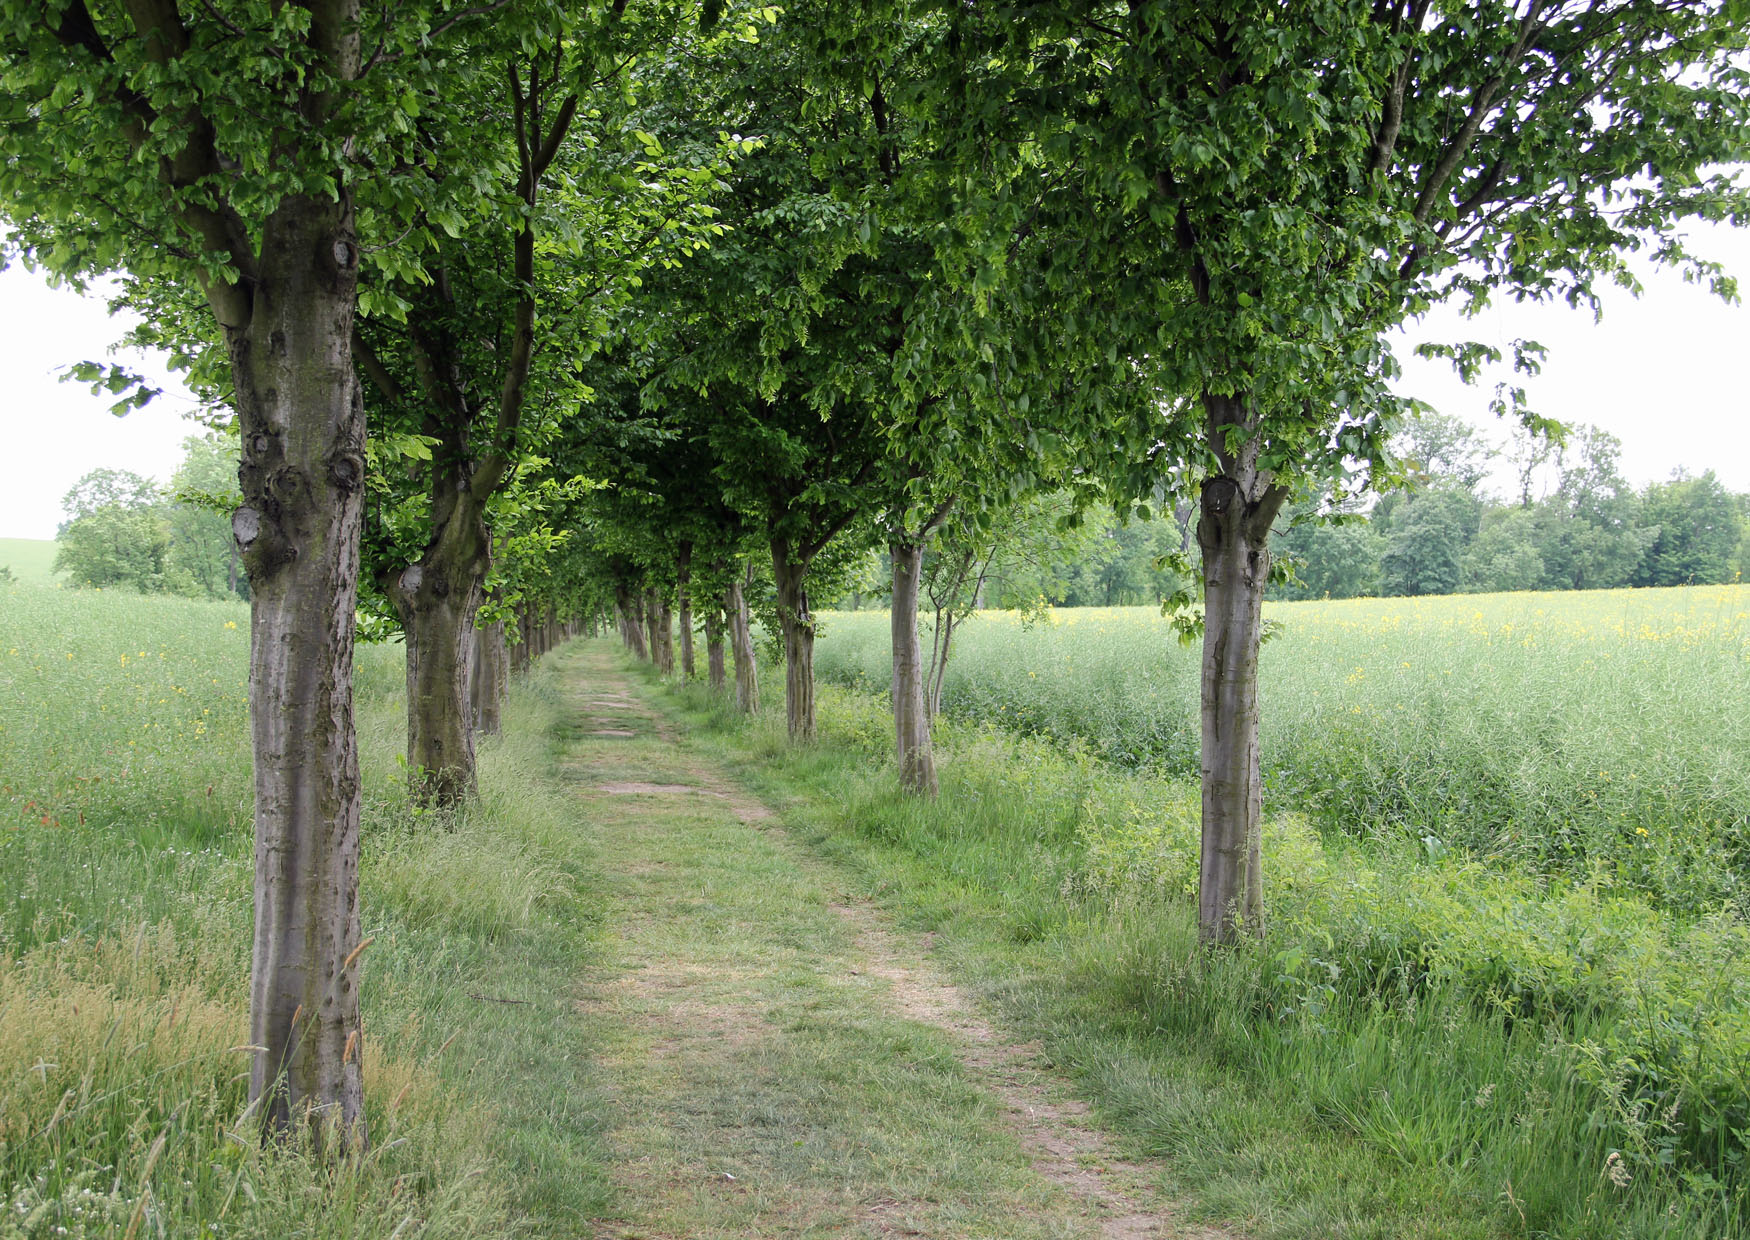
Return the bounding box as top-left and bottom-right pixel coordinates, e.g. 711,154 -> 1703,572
559,643 -> 1227,1240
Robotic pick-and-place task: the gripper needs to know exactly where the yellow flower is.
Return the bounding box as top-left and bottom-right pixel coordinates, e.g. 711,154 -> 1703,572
224,621 -> 238,630
1635,827 -> 1649,837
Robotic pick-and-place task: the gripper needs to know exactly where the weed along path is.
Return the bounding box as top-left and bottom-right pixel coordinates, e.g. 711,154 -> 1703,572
556,642 -> 1226,1240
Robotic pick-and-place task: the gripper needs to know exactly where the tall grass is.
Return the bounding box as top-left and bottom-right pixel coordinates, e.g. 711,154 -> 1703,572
685,678 -> 1749,1236
0,580 -> 595,1237
815,587 -> 1750,909
804,587 -> 1750,1229
0,539 -> 58,586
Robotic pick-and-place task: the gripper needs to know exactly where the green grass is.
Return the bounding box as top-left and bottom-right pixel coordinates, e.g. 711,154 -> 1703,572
0,538 -> 59,585
814,588 -> 1750,911
553,643 -> 1112,1238
645,651 -> 1750,1238
0,580 -> 614,1238
10,571 -> 1748,1237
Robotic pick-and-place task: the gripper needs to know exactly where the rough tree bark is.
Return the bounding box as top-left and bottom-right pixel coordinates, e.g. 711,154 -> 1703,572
677,542 -> 695,679
889,539 -> 937,796
643,590 -> 661,666
1195,393 -> 1289,944
726,573 -> 759,713
654,591 -> 675,676
471,617 -> 506,736
771,538 -> 815,741
704,603 -> 726,691
230,195 -> 368,1144
616,583 -> 647,660
383,490 -> 489,805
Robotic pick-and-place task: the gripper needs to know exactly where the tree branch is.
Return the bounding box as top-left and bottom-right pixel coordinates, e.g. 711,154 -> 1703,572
364,0 -> 513,71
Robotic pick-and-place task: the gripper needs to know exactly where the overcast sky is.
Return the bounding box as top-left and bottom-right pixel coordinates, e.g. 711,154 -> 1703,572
2,222 -> 1748,540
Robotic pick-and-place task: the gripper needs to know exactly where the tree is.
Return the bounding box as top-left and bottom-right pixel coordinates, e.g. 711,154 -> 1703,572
1461,504 -> 1545,593
1639,470 -> 1743,586
1395,409 -> 1496,492
640,34 -> 887,743
55,467 -> 160,530
1273,503 -> 1384,601
353,9 -> 737,805
934,1 -> 1750,941
0,0 -> 553,1142
1380,486 -> 1481,596
53,468 -> 171,592
1533,426 -> 1651,590
166,431 -> 247,599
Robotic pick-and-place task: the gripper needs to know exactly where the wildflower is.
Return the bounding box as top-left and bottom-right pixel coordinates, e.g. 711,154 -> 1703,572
224,621 -> 237,630
1604,1150 -> 1631,1189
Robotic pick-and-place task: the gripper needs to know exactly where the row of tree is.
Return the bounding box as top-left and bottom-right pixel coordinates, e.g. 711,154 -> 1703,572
8,0 -> 1747,1148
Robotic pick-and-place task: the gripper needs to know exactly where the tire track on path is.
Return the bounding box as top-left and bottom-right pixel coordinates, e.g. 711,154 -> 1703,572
562,643 -> 1232,1240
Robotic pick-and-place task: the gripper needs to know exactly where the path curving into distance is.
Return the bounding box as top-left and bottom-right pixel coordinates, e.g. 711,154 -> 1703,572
559,641 -> 1232,1240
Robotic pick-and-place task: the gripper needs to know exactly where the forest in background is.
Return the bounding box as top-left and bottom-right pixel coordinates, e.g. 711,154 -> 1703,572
806,411 -> 1750,615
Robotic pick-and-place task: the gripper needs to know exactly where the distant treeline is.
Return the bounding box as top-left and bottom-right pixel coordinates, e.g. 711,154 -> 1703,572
834,414 -> 1750,614
1274,416 -> 1749,601
40,432 -> 248,601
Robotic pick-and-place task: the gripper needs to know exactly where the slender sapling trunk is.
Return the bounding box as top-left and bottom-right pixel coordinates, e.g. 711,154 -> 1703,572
1194,393 -> 1289,944
889,539 -> 937,795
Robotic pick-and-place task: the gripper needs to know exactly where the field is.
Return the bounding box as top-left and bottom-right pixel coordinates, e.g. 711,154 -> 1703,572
0,580 -> 606,1237
816,587 -> 1750,909
8,575 -> 1750,1237
806,586 -> 1750,1229
0,538 -> 59,585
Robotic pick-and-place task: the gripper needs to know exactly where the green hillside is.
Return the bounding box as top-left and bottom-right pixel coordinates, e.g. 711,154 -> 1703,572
0,538 -> 59,584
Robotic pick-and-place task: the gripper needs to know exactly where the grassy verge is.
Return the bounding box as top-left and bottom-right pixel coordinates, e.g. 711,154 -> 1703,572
643,661 -> 1745,1240
0,582 -> 610,1238
0,539 -> 57,586
811,590 -> 1750,911
555,642 -> 1113,1238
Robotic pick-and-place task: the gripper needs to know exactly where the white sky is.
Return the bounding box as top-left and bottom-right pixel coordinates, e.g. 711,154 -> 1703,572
1,222 -> 1747,539
0,263 -> 205,538
1393,219 -> 1750,500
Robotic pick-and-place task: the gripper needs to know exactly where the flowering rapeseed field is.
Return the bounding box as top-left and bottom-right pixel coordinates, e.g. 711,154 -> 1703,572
817,586 -> 1750,911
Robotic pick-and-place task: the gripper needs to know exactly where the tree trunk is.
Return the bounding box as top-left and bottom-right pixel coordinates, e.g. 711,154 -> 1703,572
643,590 -> 660,666
771,539 -> 815,742
229,194 -> 367,1145
616,584 -> 647,660
704,604 -> 726,691
472,618 -> 506,736
889,540 -> 937,795
655,592 -> 675,676
385,495 -> 489,807
927,607 -> 957,720
726,576 -> 758,713
1195,394 -> 1289,945
509,605 -> 530,674
677,543 -> 695,679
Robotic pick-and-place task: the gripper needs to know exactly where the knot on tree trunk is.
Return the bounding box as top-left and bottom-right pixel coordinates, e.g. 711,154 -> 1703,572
328,450 -> 364,492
